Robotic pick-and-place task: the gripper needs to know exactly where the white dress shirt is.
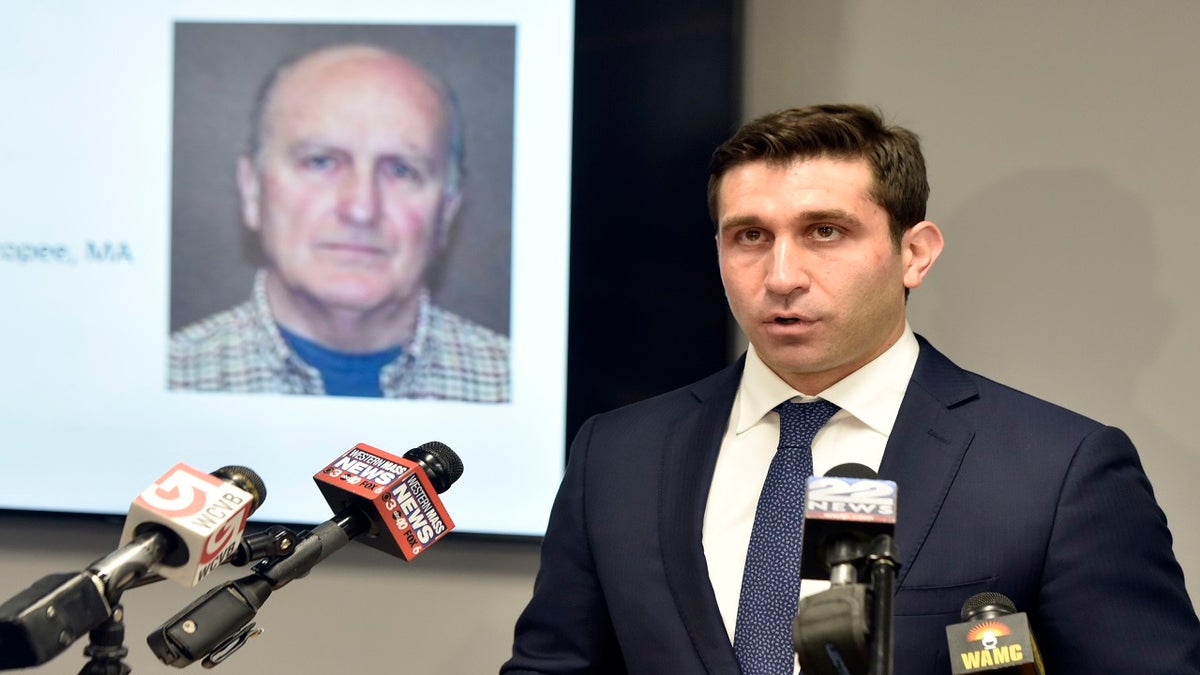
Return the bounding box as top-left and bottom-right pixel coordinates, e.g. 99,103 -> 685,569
701,324 -> 919,659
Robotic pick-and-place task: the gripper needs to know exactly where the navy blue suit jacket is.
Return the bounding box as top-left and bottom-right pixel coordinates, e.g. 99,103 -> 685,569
504,337 -> 1200,673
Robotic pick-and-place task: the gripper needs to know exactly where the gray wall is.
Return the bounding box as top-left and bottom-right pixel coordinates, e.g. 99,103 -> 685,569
2,2 -> 1197,672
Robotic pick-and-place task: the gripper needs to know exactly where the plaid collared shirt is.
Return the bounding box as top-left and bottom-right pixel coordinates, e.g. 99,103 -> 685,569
169,272 -> 510,402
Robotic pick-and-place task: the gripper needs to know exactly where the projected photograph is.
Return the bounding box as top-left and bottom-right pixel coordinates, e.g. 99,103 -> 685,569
0,1 -> 571,536
168,23 -> 515,402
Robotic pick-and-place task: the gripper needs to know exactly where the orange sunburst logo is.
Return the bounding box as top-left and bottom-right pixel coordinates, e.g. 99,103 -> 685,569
966,621 -> 1012,642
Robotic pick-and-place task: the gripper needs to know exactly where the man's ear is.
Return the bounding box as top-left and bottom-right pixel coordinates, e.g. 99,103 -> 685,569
435,189 -> 463,250
236,156 -> 262,231
901,220 -> 944,290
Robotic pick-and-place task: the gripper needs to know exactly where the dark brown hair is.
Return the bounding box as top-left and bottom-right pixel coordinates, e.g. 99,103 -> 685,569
707,104 -> 928,245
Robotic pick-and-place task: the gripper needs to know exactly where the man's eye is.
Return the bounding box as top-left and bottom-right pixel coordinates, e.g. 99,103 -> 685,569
381,159 -> 418,181
301,155 -> 337,171
813,225 -> 839,239
738,229 -> 763,243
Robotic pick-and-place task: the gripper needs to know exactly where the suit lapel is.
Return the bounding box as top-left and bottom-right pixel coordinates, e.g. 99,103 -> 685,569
659,358 -> 744,674
878,336 -> 978,587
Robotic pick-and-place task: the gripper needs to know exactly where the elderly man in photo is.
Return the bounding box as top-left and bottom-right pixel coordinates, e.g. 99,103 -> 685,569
169,44 -> 510,402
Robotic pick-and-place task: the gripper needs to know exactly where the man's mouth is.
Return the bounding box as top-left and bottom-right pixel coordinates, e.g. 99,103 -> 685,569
771,314 -> 814,324
320,242 -> 385,255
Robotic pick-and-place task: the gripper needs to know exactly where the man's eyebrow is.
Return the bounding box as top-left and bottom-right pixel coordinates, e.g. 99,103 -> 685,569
717,214 -> 761,233
718,209 -> 865,233
794,208 -> 865,226
282,142 -> 437,166
286,141 -> 340,154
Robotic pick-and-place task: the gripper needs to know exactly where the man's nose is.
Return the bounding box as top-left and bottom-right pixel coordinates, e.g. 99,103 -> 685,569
763,239 -> 811,296
337,166 -> 381,226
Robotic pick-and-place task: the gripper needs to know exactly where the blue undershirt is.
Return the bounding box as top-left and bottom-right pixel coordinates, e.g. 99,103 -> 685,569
278,325 -> 403,397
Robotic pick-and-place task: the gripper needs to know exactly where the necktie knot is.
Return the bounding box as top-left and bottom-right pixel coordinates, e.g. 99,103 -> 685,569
774,399 -> 840,451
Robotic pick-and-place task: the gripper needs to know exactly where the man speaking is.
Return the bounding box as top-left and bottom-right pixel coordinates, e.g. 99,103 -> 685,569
169,44 -> 509,402
503,104 -> 1199,673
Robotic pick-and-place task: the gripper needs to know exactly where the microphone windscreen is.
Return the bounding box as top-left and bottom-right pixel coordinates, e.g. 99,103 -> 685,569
825,463 -> 877,479
961,591 -> 1019,622
403,442 -> 464,493
211,465 -> 268,512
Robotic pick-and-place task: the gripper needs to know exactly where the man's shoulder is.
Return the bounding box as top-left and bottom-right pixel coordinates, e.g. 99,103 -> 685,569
401,304 -> 511,402
423,304 -> 511,356
169,300 -> 263,356
167,298 -> 292,392
915,335 -> 1104,435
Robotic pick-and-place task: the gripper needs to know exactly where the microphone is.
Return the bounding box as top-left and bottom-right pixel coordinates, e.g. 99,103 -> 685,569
116,464 -> 267,588
945,592 -> 1045,674
794,464 -> 900,675
311,440 -> 460,562
146,441 -> 462,668
0,465 -> 266,670
799,463 -> 896,583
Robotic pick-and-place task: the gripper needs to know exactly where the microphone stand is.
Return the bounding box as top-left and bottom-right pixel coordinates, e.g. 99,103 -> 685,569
78,606 -> 130,675
146,519 -> 364,668
864,535 -> 899,675
793,533 -> 901,675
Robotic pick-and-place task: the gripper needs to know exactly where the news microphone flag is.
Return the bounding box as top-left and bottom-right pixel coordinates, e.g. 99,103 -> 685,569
119,463 -> 258,586
946,592 -> 1045,674
313,442 -> 455,560
799,474 -> 898,581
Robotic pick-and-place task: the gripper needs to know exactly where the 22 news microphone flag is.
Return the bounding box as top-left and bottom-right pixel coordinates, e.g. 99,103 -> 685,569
793,466 -> 900,675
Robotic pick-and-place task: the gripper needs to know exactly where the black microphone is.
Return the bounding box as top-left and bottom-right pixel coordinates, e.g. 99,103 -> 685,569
0,465 -> 266,670
806,463 -> 886,586
794,464 -> 900,675
946,592 -> 1045,674
800,463 -> 896,584
146,442 -> 463,668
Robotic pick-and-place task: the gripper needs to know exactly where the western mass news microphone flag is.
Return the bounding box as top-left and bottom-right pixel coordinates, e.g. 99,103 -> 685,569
313,441 -> 456,558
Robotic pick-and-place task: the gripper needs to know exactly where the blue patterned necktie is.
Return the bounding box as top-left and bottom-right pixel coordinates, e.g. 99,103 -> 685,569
734,398 -> 840,675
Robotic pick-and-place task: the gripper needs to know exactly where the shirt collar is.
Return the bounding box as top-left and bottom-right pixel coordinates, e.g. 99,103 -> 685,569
734,323 -> 919,436
252,269 -> 433,360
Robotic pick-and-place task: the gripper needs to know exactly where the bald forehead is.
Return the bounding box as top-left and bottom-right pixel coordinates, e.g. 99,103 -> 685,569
251,45 -> 452,159
268,45 -> 445,115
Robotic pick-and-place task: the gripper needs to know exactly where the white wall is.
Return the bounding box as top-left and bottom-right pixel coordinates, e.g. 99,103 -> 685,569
743,0 -> 1200,603
3,3 -> 1197,672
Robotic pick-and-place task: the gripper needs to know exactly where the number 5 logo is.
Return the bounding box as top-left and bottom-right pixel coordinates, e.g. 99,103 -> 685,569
201,508 -> 249,563
136,464 -> 209,517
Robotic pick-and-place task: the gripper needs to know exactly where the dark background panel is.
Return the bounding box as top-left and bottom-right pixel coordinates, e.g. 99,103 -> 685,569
566,1 -> 742,447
